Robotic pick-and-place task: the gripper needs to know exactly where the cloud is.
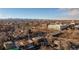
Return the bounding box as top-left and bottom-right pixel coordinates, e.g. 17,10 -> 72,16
58,8 -> 79,20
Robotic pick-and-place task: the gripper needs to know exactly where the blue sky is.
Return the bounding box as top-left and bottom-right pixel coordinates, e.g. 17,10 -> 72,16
0,8 -> 79,20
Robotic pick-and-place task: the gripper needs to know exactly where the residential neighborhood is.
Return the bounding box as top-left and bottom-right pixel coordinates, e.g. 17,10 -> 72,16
0,19 -> 79,50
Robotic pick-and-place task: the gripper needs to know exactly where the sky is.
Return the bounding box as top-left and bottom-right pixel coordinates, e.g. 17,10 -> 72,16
0,8 -> 79,20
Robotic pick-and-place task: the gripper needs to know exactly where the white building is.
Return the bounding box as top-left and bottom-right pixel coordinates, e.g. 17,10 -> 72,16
48,24 -> 61,30
48,24 -> 69,30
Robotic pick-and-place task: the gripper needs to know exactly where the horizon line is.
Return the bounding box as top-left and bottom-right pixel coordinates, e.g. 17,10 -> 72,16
0,18 -> 79,20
